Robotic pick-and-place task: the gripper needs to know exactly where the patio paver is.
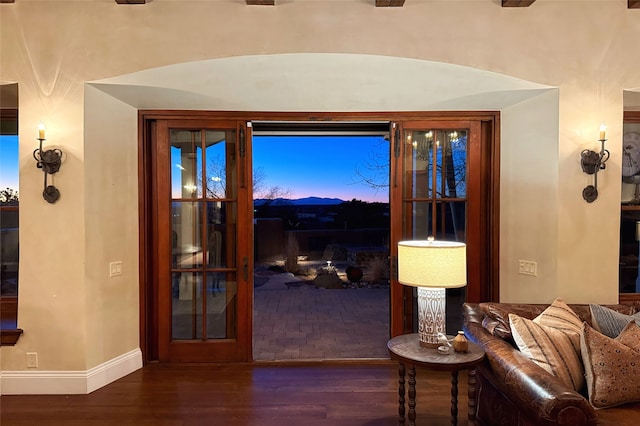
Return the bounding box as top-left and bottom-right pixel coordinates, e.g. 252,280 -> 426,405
253,270 -> 390,361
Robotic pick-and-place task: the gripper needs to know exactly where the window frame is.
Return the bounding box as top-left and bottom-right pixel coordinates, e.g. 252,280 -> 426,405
0,106 -> 22,346
620,111 -> 640,304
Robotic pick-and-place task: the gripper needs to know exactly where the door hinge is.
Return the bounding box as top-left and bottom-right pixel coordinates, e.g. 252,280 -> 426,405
393,123 -> 400,187
393,123 -> 401,158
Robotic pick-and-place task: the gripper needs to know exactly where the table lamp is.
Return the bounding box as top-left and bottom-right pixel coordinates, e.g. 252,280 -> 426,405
398,238 -> 467,347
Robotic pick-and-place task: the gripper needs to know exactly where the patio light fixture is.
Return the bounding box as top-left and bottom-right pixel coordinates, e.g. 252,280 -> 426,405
397,237 -> 467,347
33,123 -> 63,203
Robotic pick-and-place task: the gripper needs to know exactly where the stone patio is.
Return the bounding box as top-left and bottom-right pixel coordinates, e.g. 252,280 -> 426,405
253,267 -> 390,361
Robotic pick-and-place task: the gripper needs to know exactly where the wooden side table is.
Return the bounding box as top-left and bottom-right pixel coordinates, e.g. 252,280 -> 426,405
387,333 -> 485,426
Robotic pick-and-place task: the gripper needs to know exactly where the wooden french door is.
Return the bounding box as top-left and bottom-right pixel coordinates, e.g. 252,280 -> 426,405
389,119 -> 496,337
152,119 -> 252,362
141,111 -> 497,361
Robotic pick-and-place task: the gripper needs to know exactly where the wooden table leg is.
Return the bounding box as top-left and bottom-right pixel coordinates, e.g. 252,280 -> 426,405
450,370 -> 459,426
398,362 -> 405,425
467,368 -> 477,426
408,364 -> 416,426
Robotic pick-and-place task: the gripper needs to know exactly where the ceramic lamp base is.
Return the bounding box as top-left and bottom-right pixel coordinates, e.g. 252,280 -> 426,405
417,286 -> 446,347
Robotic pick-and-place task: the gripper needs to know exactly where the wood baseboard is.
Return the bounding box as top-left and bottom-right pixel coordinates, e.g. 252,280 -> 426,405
1,349 -> 142,395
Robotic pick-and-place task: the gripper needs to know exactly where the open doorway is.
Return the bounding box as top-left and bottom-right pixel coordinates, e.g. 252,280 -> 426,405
138,111 -> 497,364
252,127 -> 391,361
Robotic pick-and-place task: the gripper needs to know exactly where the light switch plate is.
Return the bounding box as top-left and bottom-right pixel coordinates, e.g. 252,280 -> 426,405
109,261 -> 123,277
518,260 -> 537,276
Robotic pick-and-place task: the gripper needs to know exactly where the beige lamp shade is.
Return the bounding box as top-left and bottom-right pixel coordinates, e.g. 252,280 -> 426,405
397,240 -> 467,288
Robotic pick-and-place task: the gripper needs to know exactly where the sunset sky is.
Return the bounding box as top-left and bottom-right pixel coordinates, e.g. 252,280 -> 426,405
2,134 -> 391,203
0,135 -> 18,192
253,135 -> 390,203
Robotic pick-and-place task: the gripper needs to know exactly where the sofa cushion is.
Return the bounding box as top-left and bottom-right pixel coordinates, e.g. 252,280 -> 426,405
480,303 -> 546,339
509,298 -> 584,391
581,321 -> 640,409
590,304 -> 640,338
480,302 -> 638,340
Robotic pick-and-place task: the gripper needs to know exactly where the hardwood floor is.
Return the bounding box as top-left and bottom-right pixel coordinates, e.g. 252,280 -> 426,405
0,362 -> 471,426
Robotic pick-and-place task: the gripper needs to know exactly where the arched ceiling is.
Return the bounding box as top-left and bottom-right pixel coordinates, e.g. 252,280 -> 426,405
90,53 -> 554,112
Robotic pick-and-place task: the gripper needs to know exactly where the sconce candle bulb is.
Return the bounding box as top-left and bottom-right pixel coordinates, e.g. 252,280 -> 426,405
33,123 -> 63,203
599,123 -> 607,141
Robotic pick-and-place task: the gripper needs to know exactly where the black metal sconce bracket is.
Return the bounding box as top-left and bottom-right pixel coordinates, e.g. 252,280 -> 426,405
580,138 -> 609,203
33,137 -> 63,203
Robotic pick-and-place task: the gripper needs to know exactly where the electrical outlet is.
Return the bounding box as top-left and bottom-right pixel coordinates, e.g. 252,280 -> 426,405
26,352 -> 38,368
109,261 -> 123,277
518,260 -> 537,276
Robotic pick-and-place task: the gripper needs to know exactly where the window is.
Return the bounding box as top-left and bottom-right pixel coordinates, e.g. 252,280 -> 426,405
1,83 -> 21,345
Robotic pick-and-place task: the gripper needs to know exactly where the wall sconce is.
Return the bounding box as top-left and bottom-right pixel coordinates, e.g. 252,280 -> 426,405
580,124 -> 610,203
33,123 -> 63,203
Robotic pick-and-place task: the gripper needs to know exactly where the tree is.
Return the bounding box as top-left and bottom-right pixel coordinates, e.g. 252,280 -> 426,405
0,187 -> 19,206
252,166 -> 292,202
352,138 -> 390,193
352,132 -> 466,198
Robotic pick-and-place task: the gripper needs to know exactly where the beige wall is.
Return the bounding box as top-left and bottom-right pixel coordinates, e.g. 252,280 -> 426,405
84,85 -> 139,368
1,0 -> 639,388
501,90 -> 560,302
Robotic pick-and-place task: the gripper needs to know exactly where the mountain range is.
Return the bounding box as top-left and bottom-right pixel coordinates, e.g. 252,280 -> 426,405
253,197 -> 344,206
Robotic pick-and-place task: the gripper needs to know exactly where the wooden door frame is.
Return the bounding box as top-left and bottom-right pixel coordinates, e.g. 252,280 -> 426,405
138,110 -> 500,364
389,117 -> 499,336
620,111 -> 640,304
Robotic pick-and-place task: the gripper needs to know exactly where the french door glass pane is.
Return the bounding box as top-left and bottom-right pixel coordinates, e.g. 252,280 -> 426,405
441,130 -> 467,198
205,274 -> 237,339
205,201 -> 235,268
172,201 -> 202,268
408,201 -> 466,242
404,127 -> 468,240
205,130 -> 237,199
170,272 -> 237,340
406,129 -> 467,201
408,201 -> 432,238
170,130 -> 202,198
169,127 -> 238,342
443,201 -> 466,241
406,130 -> 435,199
172,271 -> 203,340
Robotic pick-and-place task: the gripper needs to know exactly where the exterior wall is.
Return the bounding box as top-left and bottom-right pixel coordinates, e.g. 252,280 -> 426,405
1,1 -> 639,391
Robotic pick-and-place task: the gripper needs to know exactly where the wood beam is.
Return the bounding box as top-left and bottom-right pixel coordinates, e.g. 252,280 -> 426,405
375,1 -> 405,7
115,0 -> 147,4
630,0 -> 640,9
502,0 -> 536,6
246,1 -> 275,5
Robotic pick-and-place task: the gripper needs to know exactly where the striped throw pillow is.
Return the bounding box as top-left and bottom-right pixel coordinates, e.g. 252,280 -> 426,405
589,304 -> 640,338
509,298 -> 584,391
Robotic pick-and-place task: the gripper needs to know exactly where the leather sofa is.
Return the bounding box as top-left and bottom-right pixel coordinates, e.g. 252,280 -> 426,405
463,302 -> 640,426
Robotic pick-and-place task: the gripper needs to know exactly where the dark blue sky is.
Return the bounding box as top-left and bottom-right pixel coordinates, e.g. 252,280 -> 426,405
253,135 -> 389,203
2,134 -> 391,203
0,135 -> 19,191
